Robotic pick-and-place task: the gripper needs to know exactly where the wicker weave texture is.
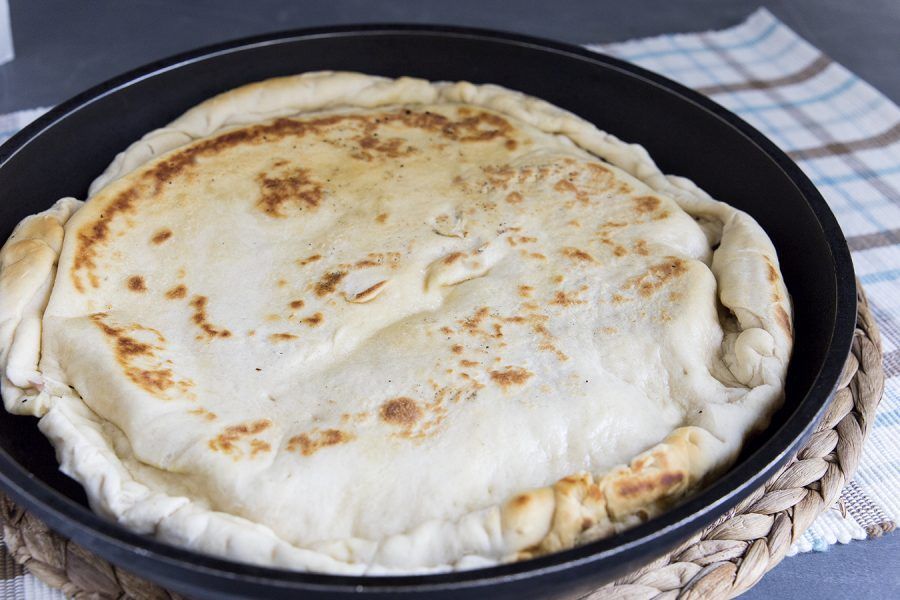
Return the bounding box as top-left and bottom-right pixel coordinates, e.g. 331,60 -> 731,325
0,284 -> 884,600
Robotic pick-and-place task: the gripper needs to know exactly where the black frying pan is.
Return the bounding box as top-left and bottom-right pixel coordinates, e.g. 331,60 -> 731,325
0,25 -> 856,599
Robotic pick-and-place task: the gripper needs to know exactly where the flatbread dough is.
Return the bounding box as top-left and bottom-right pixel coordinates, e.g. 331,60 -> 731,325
0,72 -> 792,574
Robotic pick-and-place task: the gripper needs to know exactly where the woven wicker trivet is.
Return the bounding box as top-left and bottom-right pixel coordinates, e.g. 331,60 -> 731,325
0,283 -> 884,600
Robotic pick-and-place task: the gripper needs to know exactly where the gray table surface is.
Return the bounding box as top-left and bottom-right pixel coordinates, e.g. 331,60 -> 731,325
2,1 -> 898,598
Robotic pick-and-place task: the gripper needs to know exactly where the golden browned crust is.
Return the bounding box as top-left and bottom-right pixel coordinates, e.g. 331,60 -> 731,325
504,427 -> 716,560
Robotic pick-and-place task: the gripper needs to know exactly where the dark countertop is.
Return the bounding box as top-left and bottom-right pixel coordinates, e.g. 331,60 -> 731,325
2,0 -> 899,113
1,1 -> 898,598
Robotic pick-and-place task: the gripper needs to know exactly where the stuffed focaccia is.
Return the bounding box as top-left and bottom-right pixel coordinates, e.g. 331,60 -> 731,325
0,72 -> 792,574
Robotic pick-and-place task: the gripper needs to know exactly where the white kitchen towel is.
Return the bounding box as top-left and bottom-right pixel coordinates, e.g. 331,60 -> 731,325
0,7 -> 895,597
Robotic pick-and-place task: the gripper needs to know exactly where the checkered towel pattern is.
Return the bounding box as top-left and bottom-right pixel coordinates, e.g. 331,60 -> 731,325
0,8 -> 895,597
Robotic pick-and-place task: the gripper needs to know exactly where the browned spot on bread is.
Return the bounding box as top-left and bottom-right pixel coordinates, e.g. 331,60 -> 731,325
375,212 -> 388,224
511,493 -> 531,508
302,312 -> 324,327
250,439 -> 271,457
490,366 -> 533,388
406,110 -> 514,144
90,314 -> 190,398
653,211 -> 671,221
551,291 -> 584,306
151,229 -> 172,244
460,359 -> 479,367
348,280 -> 388,302
625,258 -> 688,298
127,275 -> 146,292
526,313 -> 570,362
633,240 -> 649,256
287,429 -> 354,456
518,285 -> 534,298
613,478 -> 654,498
775,305 -> 792,337
256,167 -> 323,218
115,335 -> 152,357
442,252 -> 464,265
613,245 -> 628,257
633,196 -> 661,214
354,135 -> 414,161
765,256 -> 779,283
314,271 -> 346,296
587,163 -> 611,177
561,247 -> 596,262
633,455 -> 651,470
269,333 -> 297,342
460,307 -> 491,335
189,408 -> 218,421
379,397 -> 423,428
129,369 -> 175,393
289,299 -> 305,309
612,293 -> 627,303
514,167 -> 535,184
615,470 -> 685,499
554,179 -> 590,205
505,191 -> 523,204
659,472 -> 685,487
540,342 -> 569,362
352,252 -> 401,270
599,220 -> 628,230
72,188 -> 138,291
297,254 -> 322,267
515,236 -> 537,245
189,295 -> 232,339
451,344 -> 464,355
554,179 -> 576,193
209,419 -> 272,458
